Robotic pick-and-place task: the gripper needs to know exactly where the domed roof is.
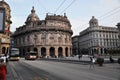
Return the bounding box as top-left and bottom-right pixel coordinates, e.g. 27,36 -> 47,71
89,16 -> 98,23
89,16 -> 99,27
26,7 -> 40,23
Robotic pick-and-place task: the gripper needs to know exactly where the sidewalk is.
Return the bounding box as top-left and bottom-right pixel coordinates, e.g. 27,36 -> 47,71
40,55 -> 119,63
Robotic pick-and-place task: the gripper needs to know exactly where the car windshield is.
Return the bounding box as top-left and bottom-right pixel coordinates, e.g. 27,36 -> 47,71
29,53 -> 37,55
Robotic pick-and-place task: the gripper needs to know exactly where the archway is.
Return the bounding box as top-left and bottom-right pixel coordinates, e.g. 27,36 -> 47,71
6,47 -> 9,54
93,49 -> 97,55
2,47 -> 6,54
22,49 -> 25,56
34,47 -> 38,53
101,48 -> 103,55
58,47 -> 63,57
41,47 -> 46,57
65,47 -> 68,57
50,47 -> 55,57
27,48 -> 30,52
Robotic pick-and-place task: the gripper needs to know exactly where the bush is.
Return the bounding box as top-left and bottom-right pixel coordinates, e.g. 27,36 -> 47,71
118,58 -> 120,64
96,58 -> 104,66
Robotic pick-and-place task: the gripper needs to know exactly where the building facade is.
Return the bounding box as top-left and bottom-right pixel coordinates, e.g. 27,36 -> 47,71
79,16 -> 119,55
72,35 -> 79,55
116,22 -> 120,47
0,0 -> 12,55
12,7 -> 73,57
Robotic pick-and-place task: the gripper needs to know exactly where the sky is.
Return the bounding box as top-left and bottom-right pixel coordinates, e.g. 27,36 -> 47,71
4,0 -> 120,36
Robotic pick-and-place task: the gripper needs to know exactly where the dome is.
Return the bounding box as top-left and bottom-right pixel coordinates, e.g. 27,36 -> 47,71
89,16 -> 99,27
25,7 -> 40,23
89,16 -> 98,23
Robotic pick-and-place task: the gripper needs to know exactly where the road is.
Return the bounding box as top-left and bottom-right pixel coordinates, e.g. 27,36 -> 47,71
7,59 -> 120,80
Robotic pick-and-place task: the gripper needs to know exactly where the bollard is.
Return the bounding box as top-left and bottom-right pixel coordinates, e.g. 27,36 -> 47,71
0,59 -> 7,80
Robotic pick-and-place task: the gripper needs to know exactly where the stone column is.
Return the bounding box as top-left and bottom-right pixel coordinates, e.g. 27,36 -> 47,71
55,47 -> 58,58
37,47 -> 41,57
63,47 -> 65,57
68,47 -> 71,57
46,47 -> 49,57
102,48 -> 104,55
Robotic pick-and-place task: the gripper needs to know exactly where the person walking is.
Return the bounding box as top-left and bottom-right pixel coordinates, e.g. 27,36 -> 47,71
0,54 -> 7,63
89,56 -> 95,69
0,59 -> 7,80
109,56 -> 114,63
78,55 -> 82,61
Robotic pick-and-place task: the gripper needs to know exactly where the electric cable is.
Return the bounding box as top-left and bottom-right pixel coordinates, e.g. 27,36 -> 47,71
54,0 -> 66,14
37,0 -> 48,12
80,6 -> 120,28
60,0 -> 76,14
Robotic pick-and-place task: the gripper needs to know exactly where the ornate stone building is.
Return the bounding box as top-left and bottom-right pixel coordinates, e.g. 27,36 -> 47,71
12,7 -> 73,57
78,16 -> 119,55
0,0 -> 12,55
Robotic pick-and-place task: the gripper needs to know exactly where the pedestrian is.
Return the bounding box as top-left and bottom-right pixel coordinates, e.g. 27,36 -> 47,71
78,55 -> 82,61
0,59 -> 7,80
109,56 -> 114,63
89,56 -> 95,69
1,54 -> 8,64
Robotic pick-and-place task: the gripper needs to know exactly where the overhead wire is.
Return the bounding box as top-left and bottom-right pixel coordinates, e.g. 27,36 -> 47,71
37,0 -> 48,13
98,6 -> 120,19
99,9 -> 120,21
60,0 -> 76,14
54,0 -> 66,14
80,6 -> 120,28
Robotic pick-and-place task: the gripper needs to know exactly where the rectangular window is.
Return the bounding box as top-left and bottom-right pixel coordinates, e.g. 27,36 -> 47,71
0,7 -> 5,33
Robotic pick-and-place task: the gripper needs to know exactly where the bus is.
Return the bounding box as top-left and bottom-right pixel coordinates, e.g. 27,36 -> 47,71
9,48 -> 20,61
25,51 -> 38,60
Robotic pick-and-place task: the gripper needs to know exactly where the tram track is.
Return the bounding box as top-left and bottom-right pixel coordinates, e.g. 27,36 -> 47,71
8,61 -> 64,80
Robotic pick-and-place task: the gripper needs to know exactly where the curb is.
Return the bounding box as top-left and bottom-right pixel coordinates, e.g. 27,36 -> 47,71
39,58 -> 118,64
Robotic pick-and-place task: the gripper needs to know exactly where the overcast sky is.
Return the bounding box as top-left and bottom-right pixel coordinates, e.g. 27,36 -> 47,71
5,0 -> 120,36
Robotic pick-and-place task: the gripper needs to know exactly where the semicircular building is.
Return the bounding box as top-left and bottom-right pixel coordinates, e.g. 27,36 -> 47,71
12,7 -> 73,58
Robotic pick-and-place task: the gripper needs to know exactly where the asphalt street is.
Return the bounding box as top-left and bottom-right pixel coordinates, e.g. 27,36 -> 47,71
6,58 -> 120,80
